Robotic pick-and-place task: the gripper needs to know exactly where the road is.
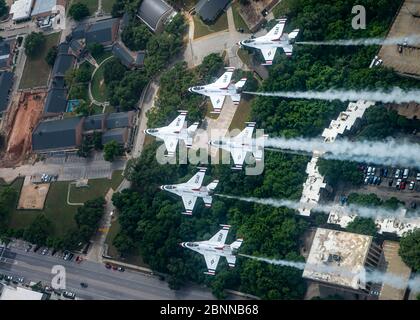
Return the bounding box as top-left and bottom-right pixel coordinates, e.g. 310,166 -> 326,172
0,245 -> 223,300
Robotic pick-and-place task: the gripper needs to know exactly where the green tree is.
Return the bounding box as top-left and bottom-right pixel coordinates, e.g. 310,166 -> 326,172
45,45 -> 58,66
103,140 -> 124,162
0,0 -> 8,17
74,101 -> 92,117
399,229 -> 420,271
68,2 -> 90,21
87,43 -> 104,58
318,160 -> 364,187
121,23 -> 151,51
24,32 -> 46,58
113,232 -> 136,255
346,217 -> 377,236
23,215 -> 52,246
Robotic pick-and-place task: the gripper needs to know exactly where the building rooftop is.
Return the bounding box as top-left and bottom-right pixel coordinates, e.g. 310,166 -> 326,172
0,71 -> 13,113
303,228 -> 372,290
84,113 -> 105,131
32,117 -> 81,151
0,285 -> 44,300
72,24 -> 86,40
105,111 -> 134,129
0,39 -> 11,68
52,52 -> 74,78
10,0 -> 34,21
43,86 -> 67,114
85,18 -> 119,45
102,128 -> 127,145
195,0 -> 231,22
31,0 -> 57,16
112,42 -> 134,68
327,206 -> 420,237
137,0 -> 172,31
378,241 -> 411,300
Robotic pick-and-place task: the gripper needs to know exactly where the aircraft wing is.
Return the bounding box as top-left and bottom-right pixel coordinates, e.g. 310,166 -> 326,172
264,18 -> 286,40
213,70 -> 234,89
208,227 -> 229,245
209,95 -> 226,113
203,254 -> 220,275
163,136 -> 179,156
260,47 -> 277,65
282,45 -> 293,57
230,148 -> 248,168
226,255 -> 237,267
167,112 -> 186,132
185,168 -> 206,188
181,194 -> 197,215
233,124 -> 255,142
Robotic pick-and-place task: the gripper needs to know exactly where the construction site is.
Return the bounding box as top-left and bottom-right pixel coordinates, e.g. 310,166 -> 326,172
0,90 -> 46,167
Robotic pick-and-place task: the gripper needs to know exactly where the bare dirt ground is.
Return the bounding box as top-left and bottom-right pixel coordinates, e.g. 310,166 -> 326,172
17,176 -> 50,210
378,0 -> 420,76
238,0 -> 277,32
0,91 -> 46,167
386,103 -> 420,120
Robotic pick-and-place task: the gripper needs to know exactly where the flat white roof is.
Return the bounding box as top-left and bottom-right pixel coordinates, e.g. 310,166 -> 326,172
327,207 -> 420,237
0,285 -> 44,300
303,228 -> 372,290
10,0 -> 34,21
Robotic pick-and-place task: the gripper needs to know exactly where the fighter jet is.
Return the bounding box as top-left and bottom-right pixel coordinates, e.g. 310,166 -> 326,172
238,18 -> 299,65
160,167 -> 218,215
180,224 -> 243,275
188,67 -> 247,114
209,122 -> 268,170
144,111 -> 199,157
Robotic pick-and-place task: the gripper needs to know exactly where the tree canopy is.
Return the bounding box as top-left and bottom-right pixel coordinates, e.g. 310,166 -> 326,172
399,229 -> 420,271
68,2 -> 90,21
24,32 -> 46,58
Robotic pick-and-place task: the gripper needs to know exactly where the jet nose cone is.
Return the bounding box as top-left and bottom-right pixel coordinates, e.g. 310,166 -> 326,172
188,87 -> 192,93
179,242 -> 185,247
160,185 -> 165,190
144,129 -> 148,134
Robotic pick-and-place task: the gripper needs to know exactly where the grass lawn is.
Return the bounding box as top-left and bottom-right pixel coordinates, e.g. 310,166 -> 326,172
232,2 -> 251,33
102,0 -> 117,13
105,216 -> 120,257
19,32 -> 61,89
71,0 -> 98,15
193,12 -> 229,39
229,98 -> 252,131
91,60 -> 111,103
8,180 -> 78,237
5,170 -> 124,238
69,170 -> 124,204
94,51 -> 113,65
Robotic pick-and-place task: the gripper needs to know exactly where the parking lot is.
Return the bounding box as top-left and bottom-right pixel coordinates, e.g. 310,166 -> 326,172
338,165 -> 420,208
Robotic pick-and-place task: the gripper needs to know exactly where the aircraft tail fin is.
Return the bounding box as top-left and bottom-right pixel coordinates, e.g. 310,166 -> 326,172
253,134 -> 269,161
235,78 -> 247,90
185,122 -> 199,148
206,180 -> 219,191
226,255 -> 237,268
288,29 -> 300,42
230,238 -> 243,251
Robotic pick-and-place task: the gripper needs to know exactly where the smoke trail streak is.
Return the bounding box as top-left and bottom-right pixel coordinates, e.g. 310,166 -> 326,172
244,87 -> 420,104
264,137 -> 420,169
239,254 -> 420,291
216,194 -> 420,220
296,34 -> 420,46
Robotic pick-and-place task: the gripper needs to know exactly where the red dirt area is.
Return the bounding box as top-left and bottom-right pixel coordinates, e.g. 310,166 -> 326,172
4,91 -> 46,164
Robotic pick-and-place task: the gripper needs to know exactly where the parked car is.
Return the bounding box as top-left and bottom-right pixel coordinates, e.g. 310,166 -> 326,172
395,169 -> 401,179
376,177 -> 382,185
367,166 -> 372,175
80,282 -> 88,288
401,181 -> 406,190
63,291 -> 76,299
417,172 -> 420,181
364,176 -> 370,184
26,245 -> 32,252
388,179 -> 393,187
117,267 -> 125,272
396,179 -> 402,189
383,168 -> 388,177
372,176 -> 378,185
105,263 -> 112,269
41,248 -> 48,255
409,181 -> 415,190
403,169 -> 409,179
112,265 -> 118,271
410,202 -> 417,209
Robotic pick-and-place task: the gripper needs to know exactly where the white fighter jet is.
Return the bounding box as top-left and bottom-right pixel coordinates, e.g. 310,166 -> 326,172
180,224 -> 243,275
188,67 -> 247,114
209,122 -> 268,170
160,167 -> 218,215
144,111 -> 199,157
238,18 -> 299,65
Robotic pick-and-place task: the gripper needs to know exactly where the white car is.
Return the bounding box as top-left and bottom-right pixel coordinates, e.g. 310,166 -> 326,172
416,173 -> 420,181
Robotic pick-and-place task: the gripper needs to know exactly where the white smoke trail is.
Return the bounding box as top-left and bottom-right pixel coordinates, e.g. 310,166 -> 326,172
239,254 -> 420,291
244,87 -> 420,104
296,34 -> 420,46
265,137 -> 420,169
216,194 -> 419,220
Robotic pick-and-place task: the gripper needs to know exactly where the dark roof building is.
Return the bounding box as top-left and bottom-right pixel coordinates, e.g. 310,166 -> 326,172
112,42 -> 134,68
137,0 -> 175,32
43,86 -> 67,115
52,53 -> 75,78
85,18 -> 119,46
0,71 -> 14,113
84,113 -> 106,131
0,39 -> 16,70
32,117 -> 83,153
195,0 -> 231,23
106,111 -> 134,129
102,128 -> 128,145
71,24 -> 86,40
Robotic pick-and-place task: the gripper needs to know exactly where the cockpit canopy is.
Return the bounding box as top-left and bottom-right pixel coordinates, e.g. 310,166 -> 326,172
193,86 -> 205,90
243,39 -> 254,44
165,185 -> 176,190
214,140 -> 226,145
186,242 -> 199,247
148,129 -> 158,133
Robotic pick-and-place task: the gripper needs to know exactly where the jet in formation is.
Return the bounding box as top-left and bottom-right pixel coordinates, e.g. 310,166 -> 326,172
209,122 -> 268,170
160,168 -> 218,215
180,224 -> 243,275
188,67 -> 247,114
144,111 -> 199,157
239,18 -> 299,65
